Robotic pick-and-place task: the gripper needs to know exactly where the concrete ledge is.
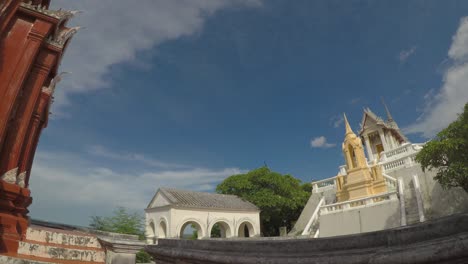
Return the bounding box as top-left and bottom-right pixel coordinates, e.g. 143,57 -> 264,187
146,213 -> 468,264
0,256 -> 53,264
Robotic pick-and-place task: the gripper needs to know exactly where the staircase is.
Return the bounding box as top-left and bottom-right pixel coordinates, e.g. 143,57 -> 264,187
404,181 -> 421,225
288,188 -> 336,236
16,225 -> 105,264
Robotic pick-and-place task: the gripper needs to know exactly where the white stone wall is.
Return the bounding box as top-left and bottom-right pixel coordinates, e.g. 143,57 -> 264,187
386,165 -> 468,219
319,199 -> 401,237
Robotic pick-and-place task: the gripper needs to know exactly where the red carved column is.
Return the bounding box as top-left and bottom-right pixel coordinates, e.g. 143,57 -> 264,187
0,50 -> 57,182
0,1 -> 77,256
0,19 -> 52,150
19,91 -> 51,188
0,90 -> 49,256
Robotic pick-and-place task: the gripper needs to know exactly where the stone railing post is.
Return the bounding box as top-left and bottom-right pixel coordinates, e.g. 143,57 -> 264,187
97,233 -> 146,264
312,183 -> 318,193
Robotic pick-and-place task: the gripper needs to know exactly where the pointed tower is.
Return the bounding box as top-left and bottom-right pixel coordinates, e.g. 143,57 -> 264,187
381,98 -> 394,122
336,114 -> 388,202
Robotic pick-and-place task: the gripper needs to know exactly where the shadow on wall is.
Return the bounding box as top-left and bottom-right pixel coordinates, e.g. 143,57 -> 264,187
384,204 -> 402,229
431,183 -> 468,218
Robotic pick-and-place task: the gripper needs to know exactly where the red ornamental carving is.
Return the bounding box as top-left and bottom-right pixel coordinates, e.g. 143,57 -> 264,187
0,0 -> 76,255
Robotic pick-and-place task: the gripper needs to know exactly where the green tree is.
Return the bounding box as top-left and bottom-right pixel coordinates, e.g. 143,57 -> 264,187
415,103 -> 468,192
90,207 -> 152,263
216,167 -> 311,236
210,223 -> 221,238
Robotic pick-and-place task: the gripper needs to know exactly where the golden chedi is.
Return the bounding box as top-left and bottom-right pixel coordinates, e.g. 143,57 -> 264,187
336,114 -> 387,202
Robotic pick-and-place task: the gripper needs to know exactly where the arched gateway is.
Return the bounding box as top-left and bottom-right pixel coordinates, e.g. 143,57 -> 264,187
145,188 -> 260,243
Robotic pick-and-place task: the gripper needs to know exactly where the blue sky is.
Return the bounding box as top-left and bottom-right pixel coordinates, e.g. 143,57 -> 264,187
30,0 -> 468,226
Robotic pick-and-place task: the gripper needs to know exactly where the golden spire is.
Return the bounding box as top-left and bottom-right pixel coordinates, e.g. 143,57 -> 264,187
343,113 -> 353,135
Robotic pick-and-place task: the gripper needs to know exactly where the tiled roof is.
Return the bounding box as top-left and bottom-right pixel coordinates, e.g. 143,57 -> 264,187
359,108 -> 408,142
158,188 -> 259,211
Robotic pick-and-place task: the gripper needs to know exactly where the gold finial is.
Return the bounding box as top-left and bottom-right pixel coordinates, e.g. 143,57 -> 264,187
343,113 -> 353,135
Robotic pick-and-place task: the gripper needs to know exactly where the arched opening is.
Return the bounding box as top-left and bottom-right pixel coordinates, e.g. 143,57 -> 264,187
179,221 -> 203,239
237,221 -> 255,238
147,221 -> 156,244
210,221 -> 231,238
348,144 -> 357,169
158,220 -> 167,239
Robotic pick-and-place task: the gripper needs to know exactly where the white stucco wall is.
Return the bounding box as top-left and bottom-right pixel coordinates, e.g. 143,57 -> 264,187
319,199 -> 401,237
171,208 -> 260,238
145,207 -> 172,243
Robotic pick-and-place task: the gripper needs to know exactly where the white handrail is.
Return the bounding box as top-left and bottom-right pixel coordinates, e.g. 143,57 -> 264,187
382,173 -> 397,182
398,177 -> 406,226
313,229 -> 320,238
302,197 -> 325,236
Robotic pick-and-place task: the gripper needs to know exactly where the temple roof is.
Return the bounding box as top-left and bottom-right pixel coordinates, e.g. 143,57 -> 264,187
147,188 -> 260,211
359,108 -> 408,142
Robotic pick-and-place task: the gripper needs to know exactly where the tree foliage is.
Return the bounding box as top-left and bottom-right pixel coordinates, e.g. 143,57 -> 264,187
216,167 -> 311,236
90,207 -> 152,263
415,103 -> 468,192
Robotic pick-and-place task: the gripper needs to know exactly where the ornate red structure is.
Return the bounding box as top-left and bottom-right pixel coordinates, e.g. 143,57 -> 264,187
0,0 -> 77,255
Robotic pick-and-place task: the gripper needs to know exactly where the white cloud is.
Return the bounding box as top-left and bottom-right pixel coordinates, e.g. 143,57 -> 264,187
310,136 -> 336,148
87,145 -> 190,169
50,0 -> 261,111
29,149 -> 244,225
398,46 -> 417,63
404,17 -> 468,138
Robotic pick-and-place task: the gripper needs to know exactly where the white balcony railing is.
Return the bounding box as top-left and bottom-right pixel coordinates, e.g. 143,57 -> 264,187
320,191 -> 398,215
381,154 -> 418,172
382,143 -> 411,160
380,143 -> 424,163
312,177 -> 337,193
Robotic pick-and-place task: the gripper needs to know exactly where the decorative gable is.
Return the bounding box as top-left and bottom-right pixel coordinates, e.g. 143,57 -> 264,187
361,114 -> 378,132
147,191 -> 171,209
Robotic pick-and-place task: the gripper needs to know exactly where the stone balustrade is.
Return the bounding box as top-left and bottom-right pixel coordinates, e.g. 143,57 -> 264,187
381,154 -> 418,172
320,191 -> 398,215
379,143 -> 424,163
312,177 -> 336,193
381,143 -> 411,160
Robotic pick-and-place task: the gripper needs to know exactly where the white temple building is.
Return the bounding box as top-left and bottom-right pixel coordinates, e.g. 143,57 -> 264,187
145,188 -> 261,243
290,105 -> 468,238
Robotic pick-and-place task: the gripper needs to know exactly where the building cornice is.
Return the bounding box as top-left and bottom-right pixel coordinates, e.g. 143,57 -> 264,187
20,1 -> 77,21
